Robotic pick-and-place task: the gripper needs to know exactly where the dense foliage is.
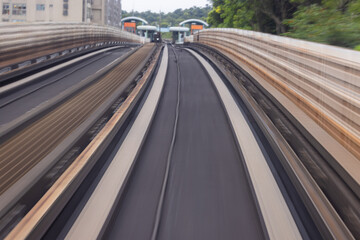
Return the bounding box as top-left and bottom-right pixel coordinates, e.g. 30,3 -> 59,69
208,0 -> 301,34
122,6 -> 212,28
207,0 -> 360,49
122,1 -> 360,48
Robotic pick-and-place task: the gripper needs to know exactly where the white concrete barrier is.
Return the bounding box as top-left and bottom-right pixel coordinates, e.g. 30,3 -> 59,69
194,28 -> 360,164
0,22 -> 145,71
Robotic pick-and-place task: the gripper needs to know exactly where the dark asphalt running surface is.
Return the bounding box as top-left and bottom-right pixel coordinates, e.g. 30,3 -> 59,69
104,46 -> 265,240
0,47 -> 131,125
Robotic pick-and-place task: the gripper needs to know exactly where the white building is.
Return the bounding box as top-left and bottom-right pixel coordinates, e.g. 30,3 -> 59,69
0,0 -> 121,27
92,0 -> 121,28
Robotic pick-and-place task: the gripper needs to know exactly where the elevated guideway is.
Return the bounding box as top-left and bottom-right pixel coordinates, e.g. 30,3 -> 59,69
41,46 -> 305,240
93,47 -> 269,240
0,24 -> 359,240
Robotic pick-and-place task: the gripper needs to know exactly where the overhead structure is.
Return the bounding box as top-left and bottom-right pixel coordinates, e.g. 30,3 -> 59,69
169,27 -> 190,44
121,16 -> 149,25
179,19 -> 209,27
137,25 -> 158,41
119,17 -> 208,43
121,16 -> 149,34
179,19 -> 209,35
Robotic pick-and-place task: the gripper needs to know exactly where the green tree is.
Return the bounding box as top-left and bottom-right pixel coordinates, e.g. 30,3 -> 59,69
206,0 -> 359,48
284,0 -> 360,48
207,0 -> 299,34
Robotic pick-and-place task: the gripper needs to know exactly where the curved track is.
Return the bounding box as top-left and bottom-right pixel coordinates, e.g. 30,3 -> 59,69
103,46 -> 268,239
52,45 -> 308,240
3,42 -> 357,239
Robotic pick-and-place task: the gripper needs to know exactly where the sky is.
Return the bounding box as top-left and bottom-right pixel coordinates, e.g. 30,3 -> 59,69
122,0 -> 211,13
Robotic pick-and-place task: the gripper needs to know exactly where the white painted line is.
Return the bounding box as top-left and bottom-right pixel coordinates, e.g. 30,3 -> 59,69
187,48 -> 302,240
0,46 -> 123,95
65,46 -> 168,240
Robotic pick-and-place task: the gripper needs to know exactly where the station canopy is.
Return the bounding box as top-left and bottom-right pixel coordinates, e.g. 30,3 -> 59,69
121,16 -> 148,25
169,27 -> 190,32
137,25 -> 157,31
179,19 -> 209,27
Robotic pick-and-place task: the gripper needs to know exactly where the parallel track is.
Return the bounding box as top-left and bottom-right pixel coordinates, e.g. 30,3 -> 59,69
0,47 -> 125,110
0,40 -> 100,69
0,44 -> 154,195
4,44 -> 163,240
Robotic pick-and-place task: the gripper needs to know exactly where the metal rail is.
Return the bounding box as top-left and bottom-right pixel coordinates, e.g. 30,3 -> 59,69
151,47 -> 181,240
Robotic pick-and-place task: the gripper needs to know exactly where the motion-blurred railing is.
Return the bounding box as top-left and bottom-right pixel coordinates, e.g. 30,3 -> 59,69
0,22 -> 147,77
191,28 -> 360,161
188,28 -> 360,239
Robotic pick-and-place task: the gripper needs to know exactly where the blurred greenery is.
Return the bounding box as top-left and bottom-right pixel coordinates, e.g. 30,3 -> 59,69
122,1 -> 360,49
207,0 -> 360,49
283,1 -> 360,48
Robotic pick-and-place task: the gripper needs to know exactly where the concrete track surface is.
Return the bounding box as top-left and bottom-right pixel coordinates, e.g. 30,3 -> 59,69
3,44 -> 311,239
104,46 -> 266,240
60,45 -> 304,240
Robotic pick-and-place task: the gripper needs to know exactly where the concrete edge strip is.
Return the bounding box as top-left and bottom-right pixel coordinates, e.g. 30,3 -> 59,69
187,48 -> 302,240
0,46 -> 140,140
4,45 -> 165,240
0,46 -> 124,96
64,46 -> 169,239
